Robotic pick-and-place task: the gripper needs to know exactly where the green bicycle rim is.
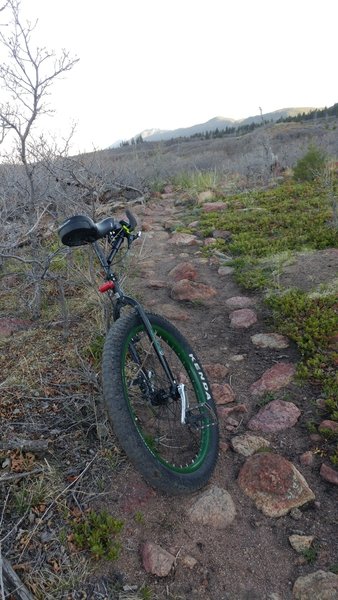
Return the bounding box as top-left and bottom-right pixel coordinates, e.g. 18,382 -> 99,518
121,322 -> 212,474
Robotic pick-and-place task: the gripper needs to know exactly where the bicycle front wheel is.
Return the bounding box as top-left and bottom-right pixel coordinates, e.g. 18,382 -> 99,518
102,312 -> 219,494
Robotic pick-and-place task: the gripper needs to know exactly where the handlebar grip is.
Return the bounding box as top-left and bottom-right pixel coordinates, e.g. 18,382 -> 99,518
125,209 -> 137,231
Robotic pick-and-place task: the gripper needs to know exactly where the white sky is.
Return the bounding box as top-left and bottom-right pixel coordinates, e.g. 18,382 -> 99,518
2,0 -> 338,153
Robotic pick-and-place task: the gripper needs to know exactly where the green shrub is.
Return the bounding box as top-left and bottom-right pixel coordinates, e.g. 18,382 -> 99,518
293,145 -> 327,182
71,509 -> 123,560
266,290 -> 338,417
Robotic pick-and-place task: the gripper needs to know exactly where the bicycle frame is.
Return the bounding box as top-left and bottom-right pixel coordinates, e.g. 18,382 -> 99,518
91,238 -> 177,390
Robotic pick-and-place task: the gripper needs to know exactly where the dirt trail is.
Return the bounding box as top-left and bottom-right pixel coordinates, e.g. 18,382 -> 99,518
95,196 -> 338,600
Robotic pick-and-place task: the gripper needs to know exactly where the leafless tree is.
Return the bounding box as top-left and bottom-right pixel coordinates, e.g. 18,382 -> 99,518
0,0 -> 78,318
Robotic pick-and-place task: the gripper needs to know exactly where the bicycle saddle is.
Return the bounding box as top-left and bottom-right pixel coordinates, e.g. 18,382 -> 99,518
58,215 -> 117,247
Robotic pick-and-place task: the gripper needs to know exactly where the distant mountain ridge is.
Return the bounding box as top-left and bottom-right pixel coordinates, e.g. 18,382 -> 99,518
112,107 -> 318,147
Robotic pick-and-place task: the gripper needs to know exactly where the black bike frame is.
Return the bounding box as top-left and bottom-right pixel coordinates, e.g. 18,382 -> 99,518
91,238 -> 177,388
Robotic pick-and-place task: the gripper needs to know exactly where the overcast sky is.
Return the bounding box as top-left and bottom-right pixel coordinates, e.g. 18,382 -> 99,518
2,0 -> 337,153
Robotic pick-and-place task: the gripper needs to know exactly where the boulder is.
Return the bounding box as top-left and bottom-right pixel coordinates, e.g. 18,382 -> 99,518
248,399 -> 300,432
171,279 -> 217,302
292,570 -> 338,599
249,363 -> 296,396
187,486 -> 236,529
238,453 -> 315,517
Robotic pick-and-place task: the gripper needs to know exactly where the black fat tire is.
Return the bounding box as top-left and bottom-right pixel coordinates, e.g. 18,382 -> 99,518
102,312 -> 219,495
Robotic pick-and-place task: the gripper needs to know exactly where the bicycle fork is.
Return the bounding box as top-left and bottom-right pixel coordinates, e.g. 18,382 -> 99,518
120,297 -> 189,423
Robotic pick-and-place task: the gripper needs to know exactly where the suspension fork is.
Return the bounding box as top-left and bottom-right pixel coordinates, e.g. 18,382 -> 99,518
116,295 -> 177,388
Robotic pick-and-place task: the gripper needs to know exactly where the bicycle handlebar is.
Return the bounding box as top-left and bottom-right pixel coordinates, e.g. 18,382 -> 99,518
125,209 -> 137,231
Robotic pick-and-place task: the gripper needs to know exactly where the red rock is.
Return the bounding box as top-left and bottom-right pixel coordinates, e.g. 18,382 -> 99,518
319,420 -> 338,434
168,233 -> 199,246
121,480 -> 156,513
320,463 -> 338,485
248,399 -> 300,432
231,433 -> 270,457
203,237 -> 217,246
202,202 -> 228,212
230,309 -> 257,329
171,279 -> 217,302
159,304 -> 190,321
218,266 -> 234,276
238,453 -> 315,517
219,441 -> 230,452
212,230 -> 232,240
225,296 -> 255,309
204,363 -> 229,381
187,486 -> 236,528
197,191 -> 214,203
299,451 -> 315,467
168,262 -> 197,282
249,363 -> 296,396
225,417 -> 240,430
293,570 -> 338,599
147,280 -> 168,289
0,317 -> 32,338
251,333 -> 289,349
217,403 -> 247,418
141,542 -> 175,577
212,383 -> 236,404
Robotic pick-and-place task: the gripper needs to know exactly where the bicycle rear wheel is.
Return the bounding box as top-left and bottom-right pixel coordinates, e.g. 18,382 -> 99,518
102,312 -> 219,494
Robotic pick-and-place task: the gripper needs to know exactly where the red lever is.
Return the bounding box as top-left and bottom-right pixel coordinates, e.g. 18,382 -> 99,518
99,281 -> 115,293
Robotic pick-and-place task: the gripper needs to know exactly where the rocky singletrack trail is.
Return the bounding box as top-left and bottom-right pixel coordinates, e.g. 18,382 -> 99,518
1,191 -> 337,600
93,193 -> 338,600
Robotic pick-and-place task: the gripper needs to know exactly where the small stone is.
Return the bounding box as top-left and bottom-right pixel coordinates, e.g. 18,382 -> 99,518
187,486 -> 236,529
231,433 -> 270,457
251,333 -> 289,349
299,451 -> 315,467
147,280 -> 168,289
141,541 -> 175,577
225,417 -> 240,430
158,304 -> 190,321
0,317 -> 32,338
238,453 -> 315,517
218,404 -> 247,419
230,354 -> 246,362
293,570 -> 338,599
290,508 -> 303,521
202,201 -> 228,212
249,363 -> 296,396
211,383 -> 236,405
171,279 -> 217,302
225,296 -> 255,309
168,262 -> 197,282
319,420 -> 338,434
248,399 -> 300,432
212,230 -> 232,240
204,237 -> 217,246
168,233 -> 199,246
230,309 -> 257,329
219,441 -> 230,452
181,554 -> 198,569
204,363 -> 229,381
197,190 -> 214,203
289,534 -> 314,553
309,433 -> 322,443
217,266 -> 234,276
320,463 -> 338,485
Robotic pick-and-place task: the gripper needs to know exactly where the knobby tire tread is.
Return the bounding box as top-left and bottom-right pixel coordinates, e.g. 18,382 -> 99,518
102,312 -> 219,495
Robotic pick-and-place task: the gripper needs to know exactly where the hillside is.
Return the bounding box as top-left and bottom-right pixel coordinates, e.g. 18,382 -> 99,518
113,107 -> 317,146
100,116 -> 338,194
